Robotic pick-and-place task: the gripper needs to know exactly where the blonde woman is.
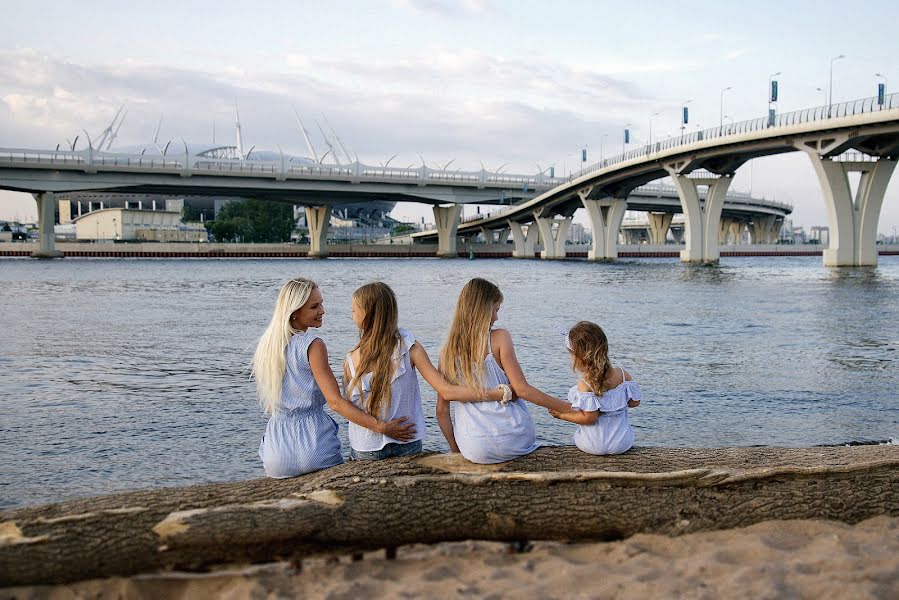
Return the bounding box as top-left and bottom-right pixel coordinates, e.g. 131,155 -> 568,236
252,278 -> 415,478
437,278 -> 569,464
345,282 -> 507,460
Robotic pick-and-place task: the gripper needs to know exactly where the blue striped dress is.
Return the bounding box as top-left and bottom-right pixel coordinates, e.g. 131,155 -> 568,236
258,331 -> 344,477
453,331 -> 539,464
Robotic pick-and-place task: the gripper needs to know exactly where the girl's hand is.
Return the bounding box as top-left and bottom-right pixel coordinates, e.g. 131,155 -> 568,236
547,408 -> 562,419
627,399 -> 640,408
380,416 -> 417,441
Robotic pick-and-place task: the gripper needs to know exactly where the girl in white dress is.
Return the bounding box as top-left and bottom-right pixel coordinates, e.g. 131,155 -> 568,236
548,321 -> 642,455
437,278 -> 569,464
344,282 -> 507,461
252,278 -> 416,477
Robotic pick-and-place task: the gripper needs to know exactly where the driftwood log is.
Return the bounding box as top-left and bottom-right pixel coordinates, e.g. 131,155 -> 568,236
1,445 -> 897,586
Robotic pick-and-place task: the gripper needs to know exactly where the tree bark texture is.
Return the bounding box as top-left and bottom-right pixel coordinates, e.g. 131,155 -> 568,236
1,445 -> 897,586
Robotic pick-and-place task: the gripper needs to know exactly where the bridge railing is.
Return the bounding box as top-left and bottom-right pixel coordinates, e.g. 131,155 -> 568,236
578,92 -> 899,178
0,145 -> 569,192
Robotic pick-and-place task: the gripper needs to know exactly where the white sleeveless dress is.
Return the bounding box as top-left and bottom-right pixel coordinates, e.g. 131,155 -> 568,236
453,331 -> 539,464
568,367 -> 641,455
345,328 -> 426,452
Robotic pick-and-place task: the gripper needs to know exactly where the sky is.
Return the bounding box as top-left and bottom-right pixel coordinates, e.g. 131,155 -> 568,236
1,0 -> 897,235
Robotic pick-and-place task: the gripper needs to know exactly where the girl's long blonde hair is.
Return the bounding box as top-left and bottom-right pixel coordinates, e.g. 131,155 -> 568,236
346,282 -> 400,418
568,321 -> 611,396
251,278 -> 318,414
439,278 -> 503,394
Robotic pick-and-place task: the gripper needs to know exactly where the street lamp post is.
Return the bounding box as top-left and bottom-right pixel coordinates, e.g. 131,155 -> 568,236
680,99 -> 692,136
648,112 -> 660,146
875,73 -> 888,107
828,54 -> 846,116
768,71 -> 781,127
719,86 -> 733,128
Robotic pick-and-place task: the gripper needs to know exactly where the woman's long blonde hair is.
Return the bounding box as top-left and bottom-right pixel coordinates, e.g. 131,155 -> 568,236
251,278 -> 318,414
439,278 -> 503,394
568,321 -> 611,396
346,282 -> 400,418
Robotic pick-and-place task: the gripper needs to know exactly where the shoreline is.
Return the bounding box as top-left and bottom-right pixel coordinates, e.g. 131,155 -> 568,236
5,516 -> 897,598
4,241 -> 899,259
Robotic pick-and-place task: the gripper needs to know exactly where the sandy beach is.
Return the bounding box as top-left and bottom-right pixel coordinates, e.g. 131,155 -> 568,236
6,515 -> 896,599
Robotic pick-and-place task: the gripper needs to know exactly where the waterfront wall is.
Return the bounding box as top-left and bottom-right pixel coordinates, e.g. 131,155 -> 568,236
1,241 -> 898,258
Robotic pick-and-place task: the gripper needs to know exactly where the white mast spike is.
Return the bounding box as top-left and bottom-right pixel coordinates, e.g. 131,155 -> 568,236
322,114 -> 353,163
153,114 -> 164,144
235,100 -> 246,159
95,104 -> 124,150
106,108 -> 127,150
293,107 -> 319,162
315,120 -> 340,165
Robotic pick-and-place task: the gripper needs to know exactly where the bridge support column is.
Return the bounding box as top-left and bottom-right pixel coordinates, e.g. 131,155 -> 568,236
509,221 -> 538,258
480,226 -> 510,245
433,204 -> 462,257
647,212 -> 673,245
671,227 -> 685,244
305,206 -> 331,258
666,169 -> 734,263
802,153 -> 896,267
32,192 -> 62,259
581,190 -> 627,260
729,220 -> 744,245
535,215 -> 571,259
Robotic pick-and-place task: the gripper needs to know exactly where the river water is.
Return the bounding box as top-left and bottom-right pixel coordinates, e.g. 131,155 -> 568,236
1,256 -> 897,508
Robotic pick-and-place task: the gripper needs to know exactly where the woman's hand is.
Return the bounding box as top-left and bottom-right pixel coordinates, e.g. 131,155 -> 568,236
380,416 -> 417,441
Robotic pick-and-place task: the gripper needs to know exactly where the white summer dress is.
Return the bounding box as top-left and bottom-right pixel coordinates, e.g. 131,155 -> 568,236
567,368 -> 642,455
453,331 -> 539,464
345,328 -> 426,453
258,331 -> 343,477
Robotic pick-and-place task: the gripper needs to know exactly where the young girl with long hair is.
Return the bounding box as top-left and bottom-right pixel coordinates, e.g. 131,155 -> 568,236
252,278 -> 415,477
344,281 -> 508,460
548,321 -> 641,455
436,278 -> 569,464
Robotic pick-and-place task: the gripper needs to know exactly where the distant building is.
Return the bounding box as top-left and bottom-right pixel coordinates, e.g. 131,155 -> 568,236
809,226 -> 830,247
73,208 -> 207,242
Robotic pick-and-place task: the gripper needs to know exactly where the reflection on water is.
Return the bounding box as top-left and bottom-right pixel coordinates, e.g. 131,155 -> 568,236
0,255 -> 897,508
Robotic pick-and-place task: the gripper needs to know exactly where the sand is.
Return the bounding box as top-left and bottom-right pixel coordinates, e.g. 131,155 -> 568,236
5,516 -> 897,599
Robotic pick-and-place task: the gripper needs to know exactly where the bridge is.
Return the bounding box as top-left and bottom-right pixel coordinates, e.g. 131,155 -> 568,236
0,147 -> 565,257
2,93 -> 897,265
413,181 -> 792,249
414,93 -> 899,266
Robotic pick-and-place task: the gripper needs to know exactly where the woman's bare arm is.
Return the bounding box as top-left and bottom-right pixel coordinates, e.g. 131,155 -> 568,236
492,329 -> 569,412
548,407 -> 599,425
308,339 -> 416,441
436,393 -> 460,452
410,342 -> 504,403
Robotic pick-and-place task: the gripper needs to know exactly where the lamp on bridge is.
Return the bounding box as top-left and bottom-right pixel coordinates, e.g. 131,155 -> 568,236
623,123 -> 631,156
828,54 -> 846,116
681,100 -> 692,136
816,87 -> 827,106
768,71 -> 781,127
719,86 -> 733,128
875,73 -> 888,107
649,113 -> 660,146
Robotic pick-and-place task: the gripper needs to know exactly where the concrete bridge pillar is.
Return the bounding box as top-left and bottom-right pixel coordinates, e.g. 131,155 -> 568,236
32,192 -> 63,259
671,226 -> 685,244
666,168 -> 734,263
305,205 -> 331,258
802,152 -> 896,267
647,212 -> 673,245
729,220 -> 745,245
433,204 -> 462,258
750,215 -> 777,244
535,215 -> 571,259
580,189 -> 627,260
509,221 -> 538,258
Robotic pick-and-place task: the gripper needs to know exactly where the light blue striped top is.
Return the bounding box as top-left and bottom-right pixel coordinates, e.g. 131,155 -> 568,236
346,328 -> 426,452
453,330 -> 538,464
258,331 -> 343,477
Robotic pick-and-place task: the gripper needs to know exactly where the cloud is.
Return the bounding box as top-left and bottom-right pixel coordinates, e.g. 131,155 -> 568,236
391,0 -> 487,18
0,47 -> 645,172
